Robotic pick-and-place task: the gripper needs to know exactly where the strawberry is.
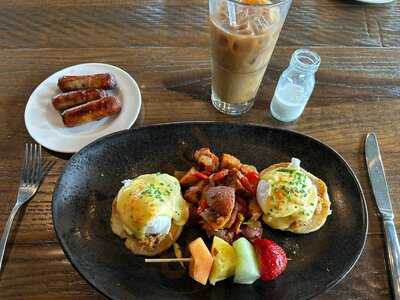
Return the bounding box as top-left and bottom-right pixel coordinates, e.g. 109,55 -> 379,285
253,239 -> 287,281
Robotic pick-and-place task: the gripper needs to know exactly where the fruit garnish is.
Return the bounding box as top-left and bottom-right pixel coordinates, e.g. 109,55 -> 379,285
209,236 -> 236,285
253,239 -> 287,281
188,237 -> 214,285
232,237 -> 260,284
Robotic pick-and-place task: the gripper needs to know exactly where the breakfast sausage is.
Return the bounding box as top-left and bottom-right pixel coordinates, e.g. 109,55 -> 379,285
52,89 -> 107,111
62,96 -> 122,127
58,73 -> 117,92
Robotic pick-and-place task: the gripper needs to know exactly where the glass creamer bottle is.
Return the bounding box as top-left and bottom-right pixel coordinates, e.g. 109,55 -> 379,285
270,48 -> 321,122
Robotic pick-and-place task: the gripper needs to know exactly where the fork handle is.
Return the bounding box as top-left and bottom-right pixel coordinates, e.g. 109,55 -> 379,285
0,204 -> 21,272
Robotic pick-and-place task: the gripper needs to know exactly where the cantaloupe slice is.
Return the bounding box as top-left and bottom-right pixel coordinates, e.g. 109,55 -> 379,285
209,236 -> 236,285
188,237 -> 213,285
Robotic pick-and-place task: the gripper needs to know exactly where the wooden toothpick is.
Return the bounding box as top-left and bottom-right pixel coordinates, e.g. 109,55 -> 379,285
144,258 -> 192,263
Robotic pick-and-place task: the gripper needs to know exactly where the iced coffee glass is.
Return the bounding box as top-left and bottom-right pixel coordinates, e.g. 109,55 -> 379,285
209,0 -> 292,115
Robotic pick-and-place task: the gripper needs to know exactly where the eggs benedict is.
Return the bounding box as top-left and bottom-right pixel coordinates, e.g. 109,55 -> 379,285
111,173 -> 189,256
256,158 -> 331,234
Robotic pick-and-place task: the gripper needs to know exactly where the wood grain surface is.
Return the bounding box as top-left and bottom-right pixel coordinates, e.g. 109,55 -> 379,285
0,0 -> 399,299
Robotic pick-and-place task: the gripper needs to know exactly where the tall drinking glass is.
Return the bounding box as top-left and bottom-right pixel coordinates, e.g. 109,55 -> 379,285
209,0 -> 292,115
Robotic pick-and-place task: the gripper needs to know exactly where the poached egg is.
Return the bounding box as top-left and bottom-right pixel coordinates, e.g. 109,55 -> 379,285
115,173 -> 189,240
257,158 -> 319,228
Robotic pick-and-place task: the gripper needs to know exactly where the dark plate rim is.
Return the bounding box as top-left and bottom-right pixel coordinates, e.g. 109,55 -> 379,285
52,121 -> 369,300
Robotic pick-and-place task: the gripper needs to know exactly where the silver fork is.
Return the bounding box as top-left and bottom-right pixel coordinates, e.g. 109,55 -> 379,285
0,143 -> 54,272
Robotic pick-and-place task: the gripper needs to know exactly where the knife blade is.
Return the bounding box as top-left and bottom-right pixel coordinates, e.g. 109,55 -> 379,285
365,132 -> 400,300
365,132 -> 393,217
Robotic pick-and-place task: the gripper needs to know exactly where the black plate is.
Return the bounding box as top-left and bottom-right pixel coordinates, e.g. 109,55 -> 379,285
52,122 -> 368,300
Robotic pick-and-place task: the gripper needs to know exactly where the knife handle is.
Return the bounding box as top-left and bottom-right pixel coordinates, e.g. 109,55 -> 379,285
383,217 -> 400,300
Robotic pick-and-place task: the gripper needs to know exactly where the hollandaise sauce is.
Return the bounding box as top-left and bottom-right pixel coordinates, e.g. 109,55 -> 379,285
116,173 -> 189,240
261,166 -> 318,223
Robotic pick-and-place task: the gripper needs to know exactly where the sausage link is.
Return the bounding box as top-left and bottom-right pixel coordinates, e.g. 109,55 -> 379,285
62,96 -> 122,127
52,89 -> 107,111
58,73 -> 117,92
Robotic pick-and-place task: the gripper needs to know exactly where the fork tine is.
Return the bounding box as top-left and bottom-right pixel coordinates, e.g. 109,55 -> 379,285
33,144 -> 40,185
37,145 -> 42,183
29,144 -> 36,184
36,144 -> 41,183
20,143 -> 28,183
31,144 -> 35,185
29,144 -> 35,185
27,144 -> 33,185
39,144 -> 42,166
30,144 -> 35,185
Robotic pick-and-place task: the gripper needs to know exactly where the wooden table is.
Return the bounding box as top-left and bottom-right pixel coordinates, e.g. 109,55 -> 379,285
0,0 -> 399,298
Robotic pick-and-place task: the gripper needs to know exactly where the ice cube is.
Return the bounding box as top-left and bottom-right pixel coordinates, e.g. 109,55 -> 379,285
251,15 -> 271,34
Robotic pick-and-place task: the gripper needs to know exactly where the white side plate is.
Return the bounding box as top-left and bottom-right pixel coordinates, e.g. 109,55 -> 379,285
24,63 -> 141,153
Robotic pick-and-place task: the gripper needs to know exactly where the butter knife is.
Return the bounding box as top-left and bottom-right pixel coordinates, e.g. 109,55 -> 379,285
365,132 -> 400,299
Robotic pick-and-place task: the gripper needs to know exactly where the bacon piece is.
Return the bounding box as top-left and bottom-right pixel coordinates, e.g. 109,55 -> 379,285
184,180 -> 208,204
220,154 -> 241,170
194,148 -> 219,173
240,172 -> 260,196
239,164 -> 258,175
179,167 -> 200,186
197,199 -> 208,214
209,169 -> 229,186
194,172 -> 209,180
223,168 -> 246,193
